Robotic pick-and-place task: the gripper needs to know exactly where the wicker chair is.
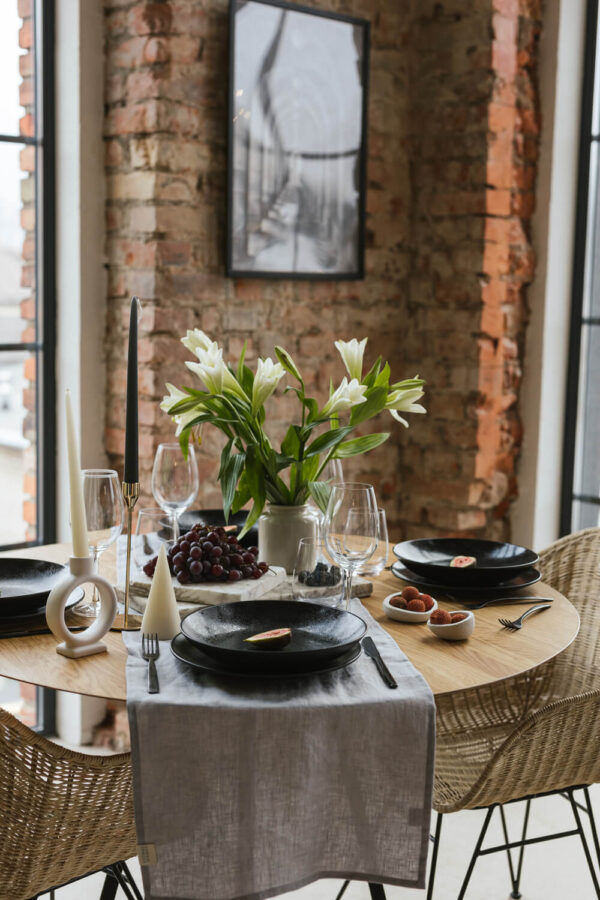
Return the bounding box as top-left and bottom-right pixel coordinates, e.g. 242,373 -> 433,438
428,527 -> 600,899
0,706 -> 140,900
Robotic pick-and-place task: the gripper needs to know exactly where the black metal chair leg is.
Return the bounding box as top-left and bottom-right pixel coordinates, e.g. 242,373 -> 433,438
368,884 -> 387,900
499,801 -> 529,900
117,860 -> 144,900
457,805 -> 495,900
99,869 -> 120,900
512,797 -> 531,899
334,880 -> 350,900
426,811 -> 443,900
584,786 -> 600,872
104,863 -> 138,900
569,788 -> 600,899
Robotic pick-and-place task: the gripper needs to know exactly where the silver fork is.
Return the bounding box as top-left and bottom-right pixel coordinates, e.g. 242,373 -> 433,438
499,604 -> 552,630
141,632 -> 160,693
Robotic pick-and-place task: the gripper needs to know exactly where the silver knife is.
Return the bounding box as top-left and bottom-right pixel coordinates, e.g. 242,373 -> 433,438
362,637 -> 397,689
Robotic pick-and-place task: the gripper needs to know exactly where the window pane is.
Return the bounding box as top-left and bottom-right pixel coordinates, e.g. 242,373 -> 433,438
0,142 -> 34,346
572,324 -> 600,500
572,499 -> 600,531
0,3 -> 33,138
583,142 -> 600,319
0,349 -> 36,544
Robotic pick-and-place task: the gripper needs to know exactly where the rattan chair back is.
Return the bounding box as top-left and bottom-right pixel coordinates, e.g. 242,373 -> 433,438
0,706 -> 136,900
434,527 -> 600,813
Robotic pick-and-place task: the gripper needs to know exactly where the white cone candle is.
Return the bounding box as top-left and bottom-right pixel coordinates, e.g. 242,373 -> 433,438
141,544 -> 180,640
65,390 -> 89,558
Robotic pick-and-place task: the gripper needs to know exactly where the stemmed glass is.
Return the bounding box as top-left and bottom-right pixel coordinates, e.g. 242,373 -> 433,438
358,508 -> 389,577
134,508 -> 176,573
151,442 -> 199,539
79,469 -> 125,617
323,482 -> 379,610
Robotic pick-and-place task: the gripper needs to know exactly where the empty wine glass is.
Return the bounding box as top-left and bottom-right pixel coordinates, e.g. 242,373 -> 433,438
151,442 -> 199,538
358,508 -> 389,577
79,469 -> 125,617
134,508 -> 176,574
324,482 -> 379,610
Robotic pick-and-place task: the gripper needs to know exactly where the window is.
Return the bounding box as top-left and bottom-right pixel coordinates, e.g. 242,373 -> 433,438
561,0 -> 600,534
0,0 -> 55,550
0,0 -> 55,735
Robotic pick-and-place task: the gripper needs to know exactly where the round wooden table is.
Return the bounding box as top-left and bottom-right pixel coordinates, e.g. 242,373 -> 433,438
0,543 -> 580,700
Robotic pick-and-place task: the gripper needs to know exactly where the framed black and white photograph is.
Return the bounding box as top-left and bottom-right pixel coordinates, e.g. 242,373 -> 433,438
227,0 -> 369,279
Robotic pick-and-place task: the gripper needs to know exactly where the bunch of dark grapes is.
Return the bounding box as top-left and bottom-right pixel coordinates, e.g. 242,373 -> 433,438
143,524 -> 269,585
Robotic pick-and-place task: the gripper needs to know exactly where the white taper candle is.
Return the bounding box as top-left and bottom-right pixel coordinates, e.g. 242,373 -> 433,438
65,390 -> 90,558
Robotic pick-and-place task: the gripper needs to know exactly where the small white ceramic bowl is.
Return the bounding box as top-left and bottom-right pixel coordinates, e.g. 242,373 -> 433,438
383,592 -> 438,624
427,609 -> 475,641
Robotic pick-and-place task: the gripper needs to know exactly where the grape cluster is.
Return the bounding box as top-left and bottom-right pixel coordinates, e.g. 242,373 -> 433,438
143,524 -> 269,585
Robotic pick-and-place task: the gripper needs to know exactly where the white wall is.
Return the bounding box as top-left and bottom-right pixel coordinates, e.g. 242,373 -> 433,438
511,0 -> 587,550
54,0 -> 108,743
56,0 -> 107,544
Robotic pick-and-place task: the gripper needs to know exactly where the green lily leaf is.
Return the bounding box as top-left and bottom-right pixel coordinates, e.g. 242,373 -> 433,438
281,424 -> 302,460
308,481 -> 331,515
349,386 -> 388,426
304,425 -> 353,458
333,432 -> 390,458
221,452 -> 246,522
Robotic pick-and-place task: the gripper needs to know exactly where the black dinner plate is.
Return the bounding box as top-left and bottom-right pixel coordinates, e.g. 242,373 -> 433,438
169,509 -> 258,549
180,599 -> 367,669
0,559 -> 81,616
0,588 -> 84,622
393,538 -> 539,586
391,561 -> 542,596
171,631 -> 362,679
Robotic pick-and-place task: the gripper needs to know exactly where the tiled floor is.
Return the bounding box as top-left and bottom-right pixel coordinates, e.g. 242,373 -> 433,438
41,786 -> 600,899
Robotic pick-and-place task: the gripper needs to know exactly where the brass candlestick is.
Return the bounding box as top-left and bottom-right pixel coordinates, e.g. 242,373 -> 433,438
121,481 -> 141,630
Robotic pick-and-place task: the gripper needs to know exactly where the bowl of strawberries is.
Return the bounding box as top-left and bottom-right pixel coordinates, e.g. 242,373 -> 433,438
383,585 -> 438,623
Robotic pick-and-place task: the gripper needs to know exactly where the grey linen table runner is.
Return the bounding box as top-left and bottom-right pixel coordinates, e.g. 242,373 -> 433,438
124,599 -> 435,900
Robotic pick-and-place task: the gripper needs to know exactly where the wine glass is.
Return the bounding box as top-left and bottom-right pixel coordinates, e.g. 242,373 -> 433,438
358,508 -> 389,577
324,483 -> 379,610
134,508 -> 176,573
151,442 -> 199,538
79,469 -> 125,617
292,537 -> 344,608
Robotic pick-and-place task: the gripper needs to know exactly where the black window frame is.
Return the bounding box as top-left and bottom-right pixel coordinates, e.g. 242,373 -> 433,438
560,0 -> 600,535
0,0 -> 56,551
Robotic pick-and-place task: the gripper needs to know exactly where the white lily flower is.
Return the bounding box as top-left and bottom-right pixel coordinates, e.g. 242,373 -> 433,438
160,383 -> 189,414
334,337 -> 368,381
181,328 -> 213,356
320,378 -> 367,417
186,345 -> 247,399
252,357 -> 285,413
174,408 -> 201,437
385,386 -> 426,427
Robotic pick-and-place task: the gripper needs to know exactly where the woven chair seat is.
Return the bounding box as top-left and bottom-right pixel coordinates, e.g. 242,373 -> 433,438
0,707 -> 136,900
433,528 -> 600,814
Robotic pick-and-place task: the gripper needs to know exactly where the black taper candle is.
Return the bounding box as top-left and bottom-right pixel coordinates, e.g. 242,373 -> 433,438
124,296 -> 139,483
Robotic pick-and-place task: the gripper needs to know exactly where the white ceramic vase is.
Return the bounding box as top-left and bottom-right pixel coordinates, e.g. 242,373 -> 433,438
258,504 -> 320,574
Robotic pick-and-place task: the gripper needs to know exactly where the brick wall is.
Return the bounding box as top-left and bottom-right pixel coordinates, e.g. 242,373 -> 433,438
103,0 -> 542,539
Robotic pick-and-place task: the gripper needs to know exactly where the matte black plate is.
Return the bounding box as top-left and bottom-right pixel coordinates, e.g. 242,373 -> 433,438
181,599 -> 367,669
391,561 -> 542,596
171,632 -> 362,679
0,588 -> 84,622
170,509 -> 258,549
0,559 -> 79,616
393,538 -> 539,586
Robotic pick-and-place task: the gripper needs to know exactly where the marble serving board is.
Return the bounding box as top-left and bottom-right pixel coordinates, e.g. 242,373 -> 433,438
121,573 -> 373,620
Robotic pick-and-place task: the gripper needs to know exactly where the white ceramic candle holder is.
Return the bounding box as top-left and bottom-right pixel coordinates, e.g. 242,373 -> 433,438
46,556 -> 118,658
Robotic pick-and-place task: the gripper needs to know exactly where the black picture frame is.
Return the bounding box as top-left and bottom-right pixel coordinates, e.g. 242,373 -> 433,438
226,0 -> 370,280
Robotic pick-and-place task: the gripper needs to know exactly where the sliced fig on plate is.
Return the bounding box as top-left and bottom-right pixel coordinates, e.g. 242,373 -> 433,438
244,627 -> 292,649
449,555 -> 476,568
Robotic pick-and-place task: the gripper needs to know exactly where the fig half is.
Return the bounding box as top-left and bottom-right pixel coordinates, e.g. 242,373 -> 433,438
244,627 -> 292,649
449,555 -> 476,568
